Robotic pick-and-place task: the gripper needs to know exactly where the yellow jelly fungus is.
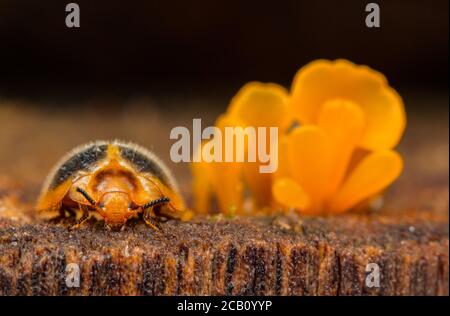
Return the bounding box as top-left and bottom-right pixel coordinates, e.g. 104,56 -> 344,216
228,82 -> 292,131
327,150 -> 403,213
191,59 -> 406,215
191,114 -> 246,216
191,82 -> 290,214
190,153 -> 213,214
291,59 -> 406,150
228,82 -> 291,208
272,177 -> 310,210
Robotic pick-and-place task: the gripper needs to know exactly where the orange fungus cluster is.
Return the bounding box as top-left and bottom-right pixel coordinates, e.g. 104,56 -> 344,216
191,59 -> 406,216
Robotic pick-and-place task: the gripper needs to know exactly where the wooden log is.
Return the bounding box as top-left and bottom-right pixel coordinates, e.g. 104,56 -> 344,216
0,211 -> 448,296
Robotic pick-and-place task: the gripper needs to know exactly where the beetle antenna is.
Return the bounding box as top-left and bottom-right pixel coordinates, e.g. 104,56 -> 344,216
76,187 -> 96,206
142,197 -> 170,209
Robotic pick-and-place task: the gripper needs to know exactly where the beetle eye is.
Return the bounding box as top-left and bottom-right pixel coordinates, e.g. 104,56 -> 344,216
98,202 -> 105,208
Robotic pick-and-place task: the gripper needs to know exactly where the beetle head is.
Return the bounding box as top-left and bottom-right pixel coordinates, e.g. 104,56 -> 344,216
97,191 -> 136,230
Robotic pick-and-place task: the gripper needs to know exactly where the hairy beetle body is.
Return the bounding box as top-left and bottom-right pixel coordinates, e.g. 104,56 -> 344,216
37,140 -> 185,230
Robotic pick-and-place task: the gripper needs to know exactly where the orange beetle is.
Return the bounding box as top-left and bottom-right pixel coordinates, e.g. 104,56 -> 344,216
36,140 -> 186,230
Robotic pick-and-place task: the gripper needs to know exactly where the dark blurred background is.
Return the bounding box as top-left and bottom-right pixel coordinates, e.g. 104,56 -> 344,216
0,0 -> 448,193
0,0 -> 448,99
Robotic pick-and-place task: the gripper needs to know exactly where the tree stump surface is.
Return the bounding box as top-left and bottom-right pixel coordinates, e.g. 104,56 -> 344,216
0,207 -> 448,295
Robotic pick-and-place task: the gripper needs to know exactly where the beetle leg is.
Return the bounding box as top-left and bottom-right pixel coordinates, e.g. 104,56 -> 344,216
143,207 -> 162,231
58,207 -> 67,218
154,203 -> 180,221
66,208 -> 77,217
60,207 -> 76,218
145,217 -> 162,231
69,204 -> 90,230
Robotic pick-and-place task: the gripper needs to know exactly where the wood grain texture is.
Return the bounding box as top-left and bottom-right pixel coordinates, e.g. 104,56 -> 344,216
0,211 -> 447,296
